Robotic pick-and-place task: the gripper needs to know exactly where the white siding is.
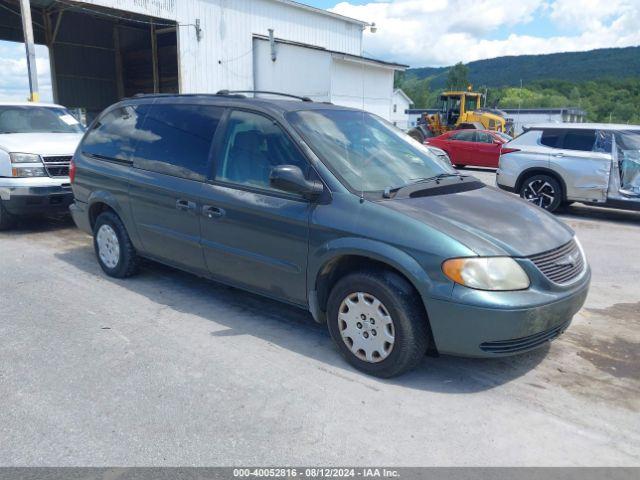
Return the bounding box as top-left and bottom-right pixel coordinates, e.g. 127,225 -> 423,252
253,38 -> 397,120
175,0 -> 362,93
390,91 -> 412,130
253,39 -> 331,101
330,58 -> 395,120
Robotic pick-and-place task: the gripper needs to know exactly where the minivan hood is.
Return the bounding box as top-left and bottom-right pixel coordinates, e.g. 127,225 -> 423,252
381,185 -> 574,257
0,133 -> 83,156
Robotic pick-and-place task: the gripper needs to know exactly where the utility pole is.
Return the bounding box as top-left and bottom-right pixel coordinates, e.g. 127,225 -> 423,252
19,0 -> 39,102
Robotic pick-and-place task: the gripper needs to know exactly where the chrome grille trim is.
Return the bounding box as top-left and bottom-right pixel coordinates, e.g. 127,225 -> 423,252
527,239 -> 586,285
42,155 -> 72,178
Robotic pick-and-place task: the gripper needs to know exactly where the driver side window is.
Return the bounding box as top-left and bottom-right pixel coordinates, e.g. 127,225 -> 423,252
216,110 -> 310,192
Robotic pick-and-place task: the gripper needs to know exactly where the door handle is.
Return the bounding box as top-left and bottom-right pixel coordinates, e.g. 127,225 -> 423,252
176,199 -> 197,213
553,153 -> 564,158
202,205 -> 225,219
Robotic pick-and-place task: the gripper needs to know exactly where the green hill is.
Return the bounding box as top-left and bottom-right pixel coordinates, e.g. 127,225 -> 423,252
407,46 -> 640,88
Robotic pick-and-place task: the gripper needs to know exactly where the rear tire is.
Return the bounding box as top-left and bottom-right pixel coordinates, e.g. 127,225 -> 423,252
519,174 -> 562,212
93,211 -> 139,278
0,201 -> 15,231
327,269 -> 429,378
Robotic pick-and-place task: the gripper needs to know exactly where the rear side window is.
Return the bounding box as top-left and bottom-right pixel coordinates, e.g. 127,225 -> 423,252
133,104 -> 224,181
82,105 -> 147,160
560,130 -> 596,151
451,130 -> 475,142
540,129 -> 563,148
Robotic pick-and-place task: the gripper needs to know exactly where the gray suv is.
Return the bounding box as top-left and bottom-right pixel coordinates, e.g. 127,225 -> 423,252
70,93 -> 590,377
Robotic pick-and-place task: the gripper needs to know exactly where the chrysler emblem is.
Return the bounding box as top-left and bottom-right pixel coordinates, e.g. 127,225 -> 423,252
554,250 -> 580,268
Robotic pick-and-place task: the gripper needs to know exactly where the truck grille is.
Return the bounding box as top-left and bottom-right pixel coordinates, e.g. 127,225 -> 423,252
528,239 -> 585,284
42,155 -> 72,177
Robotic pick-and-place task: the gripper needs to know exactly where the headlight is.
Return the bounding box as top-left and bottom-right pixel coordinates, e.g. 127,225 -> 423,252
442,257 -> 530,291
10,152 -> 42,163
12,166 -> 47,177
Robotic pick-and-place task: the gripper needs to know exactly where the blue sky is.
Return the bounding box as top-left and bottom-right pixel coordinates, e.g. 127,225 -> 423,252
1,0 -> 638,102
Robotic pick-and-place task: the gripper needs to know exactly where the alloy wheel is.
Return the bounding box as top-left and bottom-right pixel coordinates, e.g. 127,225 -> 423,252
522,179 -> 555,209
338,292 -> 395,363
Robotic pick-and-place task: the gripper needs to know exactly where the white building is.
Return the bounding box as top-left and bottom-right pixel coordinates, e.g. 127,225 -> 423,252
501,108 -> 587,135
3,0 -> 406,120
389,88 -> 413,130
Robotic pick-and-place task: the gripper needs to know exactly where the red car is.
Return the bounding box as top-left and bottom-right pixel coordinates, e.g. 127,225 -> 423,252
425,129 -> 511,168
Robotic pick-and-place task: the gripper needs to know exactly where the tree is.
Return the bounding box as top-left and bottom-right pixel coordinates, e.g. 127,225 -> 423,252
447,62 -> 470,90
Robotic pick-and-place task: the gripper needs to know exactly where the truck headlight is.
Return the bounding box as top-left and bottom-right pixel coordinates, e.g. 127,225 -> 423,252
10,152 -> 42,163
12,166 -> 48,177
442,257 -> 530,291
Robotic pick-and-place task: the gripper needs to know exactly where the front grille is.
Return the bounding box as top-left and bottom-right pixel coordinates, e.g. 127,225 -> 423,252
527,239 -> 585,284
480,320 -> 570,354
42,155 -> 72,177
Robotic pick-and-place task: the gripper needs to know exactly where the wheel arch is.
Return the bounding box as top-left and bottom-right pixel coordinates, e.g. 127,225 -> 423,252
515,167 -> 568,201
88,191 -> 125,228
310,237 -> 434,314
87,191 -> 144,252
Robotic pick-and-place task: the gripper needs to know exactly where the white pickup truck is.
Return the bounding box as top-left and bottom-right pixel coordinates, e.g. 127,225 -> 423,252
0,102 -> 84,229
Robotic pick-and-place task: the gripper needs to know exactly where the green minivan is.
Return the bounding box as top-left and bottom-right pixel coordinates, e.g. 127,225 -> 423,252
70,93 -> 590,377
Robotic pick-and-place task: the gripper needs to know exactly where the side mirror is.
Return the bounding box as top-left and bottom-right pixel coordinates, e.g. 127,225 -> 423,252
270,165 -> 324,200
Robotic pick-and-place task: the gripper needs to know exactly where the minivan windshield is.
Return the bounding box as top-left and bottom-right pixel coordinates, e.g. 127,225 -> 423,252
0,106 -> 84,134
287,109 -> 455,192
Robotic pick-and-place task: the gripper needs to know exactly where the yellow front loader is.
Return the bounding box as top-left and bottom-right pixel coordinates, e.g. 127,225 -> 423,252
408,91 -> 513,143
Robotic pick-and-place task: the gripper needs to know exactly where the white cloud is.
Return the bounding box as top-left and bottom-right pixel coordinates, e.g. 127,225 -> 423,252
330,0 -> 640,66
0,41 -> 53,102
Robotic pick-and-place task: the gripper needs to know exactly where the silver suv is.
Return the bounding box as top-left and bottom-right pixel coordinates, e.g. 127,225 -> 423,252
496,123 -> 640,212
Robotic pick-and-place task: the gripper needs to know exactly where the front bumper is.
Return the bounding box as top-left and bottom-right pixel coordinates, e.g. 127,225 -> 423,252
0,177 -> 73,215
426,268 -> 590,357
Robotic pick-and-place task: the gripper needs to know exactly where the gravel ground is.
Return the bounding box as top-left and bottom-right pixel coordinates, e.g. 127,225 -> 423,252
1,169 -> 639,466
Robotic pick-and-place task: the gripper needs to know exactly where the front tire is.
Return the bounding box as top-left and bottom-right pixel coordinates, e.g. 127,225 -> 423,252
93,211 -> 139,278
519,174 -> 562,212
327,269 -> 429,378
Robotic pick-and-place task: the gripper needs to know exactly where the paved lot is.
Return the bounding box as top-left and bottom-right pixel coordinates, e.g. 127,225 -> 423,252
1,169 -> 639,466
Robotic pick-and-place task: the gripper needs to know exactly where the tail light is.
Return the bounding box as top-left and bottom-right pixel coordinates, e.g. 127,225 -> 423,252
500,147 -> 520,155
69,157 -> 77,183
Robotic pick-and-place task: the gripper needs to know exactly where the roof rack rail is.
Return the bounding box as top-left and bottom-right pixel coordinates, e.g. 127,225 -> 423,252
216,90 -> 313,102
132,93 -> 176,98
